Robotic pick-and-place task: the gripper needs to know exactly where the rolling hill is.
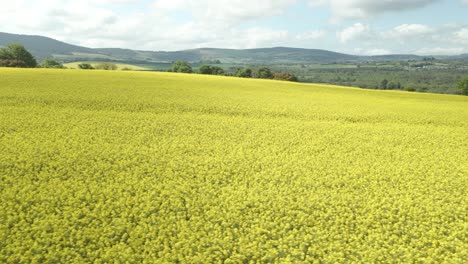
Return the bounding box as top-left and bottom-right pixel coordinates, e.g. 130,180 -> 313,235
0,31 -> 443,64
0,32 -> 97,59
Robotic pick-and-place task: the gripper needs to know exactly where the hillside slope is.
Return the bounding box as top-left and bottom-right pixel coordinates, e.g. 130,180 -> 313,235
94,47 -> 359,63
0,32 -> 96,60
0,32 -> 435,63
0,69 -> 467,262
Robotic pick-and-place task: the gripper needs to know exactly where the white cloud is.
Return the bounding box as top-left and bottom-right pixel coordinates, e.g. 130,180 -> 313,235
353,48 -> 391,56
0,0 -> 304,50
295,30 -> 326,41
384,24 -> 434,43
388,24 -> 433,37
341,23 -> 467,56
310,0 -> 439,20
454,28 -> 468,44
100,0 -> 137,3
153,0 -> 296,25
152,0 -> 186,11
365,49 -> 392,56
0,0 -> 465,54
337,23 -> 372,43
414,47 -> 466,55
462,0 -> 468,4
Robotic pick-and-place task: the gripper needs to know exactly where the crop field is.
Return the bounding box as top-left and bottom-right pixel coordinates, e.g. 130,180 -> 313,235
0,68 -> 467,262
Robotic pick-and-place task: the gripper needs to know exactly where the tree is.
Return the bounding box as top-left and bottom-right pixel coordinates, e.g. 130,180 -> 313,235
41,58 -> 64,68
0,43 -> 37,68
273,72 -> 298,82
169,61 -> 192,73
257,67 -> 273,79
380,79 -> 388,90
387,81 -> 397,90
78,63 -> 94,70
199,65 -> 213,74
199,65 -> 225,75
211,66 -> 224,75
458,77 -> 468,95
235,68 -> 253,78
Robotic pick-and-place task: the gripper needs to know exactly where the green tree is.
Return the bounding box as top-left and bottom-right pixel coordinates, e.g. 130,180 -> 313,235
199,65 -> 213,74
78,63 -> 94,70
273,72 -> 298,82
397,82 -> 402,90
235,68 -> 253,78
458,77 -> 468,95
387,82 -> 397,90
41,58 -> 64,69
257,67 -> 273,79
380,79 -> 388,90
169,61 -> 192,73
0,43 -> 37,68
199,65 -> 225,75
211,66 -> 224,75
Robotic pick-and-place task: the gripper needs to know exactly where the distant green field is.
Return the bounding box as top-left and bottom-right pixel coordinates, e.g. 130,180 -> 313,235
64,61 -> 150,70
0,68 -> 467,262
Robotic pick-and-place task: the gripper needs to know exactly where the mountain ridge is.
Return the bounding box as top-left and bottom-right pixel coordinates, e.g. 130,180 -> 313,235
1,32 -> 463,64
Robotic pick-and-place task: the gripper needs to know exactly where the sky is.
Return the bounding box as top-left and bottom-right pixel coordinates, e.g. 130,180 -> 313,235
1,0 -> 468,55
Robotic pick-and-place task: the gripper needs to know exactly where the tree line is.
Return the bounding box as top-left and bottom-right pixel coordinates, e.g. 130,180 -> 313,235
0,43 -> 66,69
168,60 -> 299,82
0,43 -> 121,70
1,43 -> 467,94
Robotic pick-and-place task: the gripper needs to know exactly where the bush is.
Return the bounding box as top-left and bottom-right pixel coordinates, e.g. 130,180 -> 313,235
0,59 -> 27,68
199,65 -> 224,75
457,77 -> 468,95
257,67 -> 273,79
41,59 -> 64,69
169,61 -> 192,73
78,63 -> 94,70
199,65 -> 213,74
273,72 -> 298,82
235,68 -> 253,78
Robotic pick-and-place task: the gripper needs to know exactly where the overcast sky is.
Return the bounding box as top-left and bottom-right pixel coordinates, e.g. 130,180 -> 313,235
1,0 -> 468,55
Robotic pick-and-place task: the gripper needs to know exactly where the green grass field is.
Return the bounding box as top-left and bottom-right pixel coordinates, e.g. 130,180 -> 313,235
64,61 -> 150,70
0,68 -> 467,262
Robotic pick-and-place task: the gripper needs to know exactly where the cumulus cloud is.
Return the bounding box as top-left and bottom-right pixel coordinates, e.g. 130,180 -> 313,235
0,0 -> 465,54
153,0 -> 296,25
388,24 -> 434,37
353,48 -> 391,56
0,0 -> 306,50
365,49 -> 392,56
338,23 -> 436,45
339,23 -> 468,56
384,24 -> 435,43
294,31 -> 326,42
310,0 -> 439,20
454,28 -> 468,44
337,23 -> 372,43
414,47 -> 466,55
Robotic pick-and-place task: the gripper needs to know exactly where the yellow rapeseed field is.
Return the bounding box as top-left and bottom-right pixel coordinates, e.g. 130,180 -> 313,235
0,68 -> 467,263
